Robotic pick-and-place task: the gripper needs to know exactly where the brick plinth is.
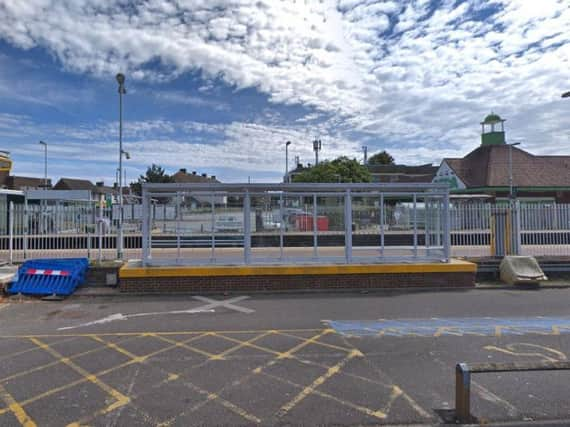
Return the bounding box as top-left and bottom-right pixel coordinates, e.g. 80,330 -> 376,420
120,271 -> 475,293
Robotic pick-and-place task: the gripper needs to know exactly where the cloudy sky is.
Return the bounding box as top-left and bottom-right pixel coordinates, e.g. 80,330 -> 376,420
0,0 -> 568,185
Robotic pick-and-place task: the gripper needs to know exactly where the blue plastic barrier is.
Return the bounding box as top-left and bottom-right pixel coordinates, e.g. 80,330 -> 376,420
9,258 -> 89,296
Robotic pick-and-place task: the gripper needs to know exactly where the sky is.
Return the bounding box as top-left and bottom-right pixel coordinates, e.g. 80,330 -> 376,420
0,0 -> 568,185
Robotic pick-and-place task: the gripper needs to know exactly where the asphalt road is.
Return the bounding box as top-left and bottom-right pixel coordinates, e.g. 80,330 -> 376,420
2,288 -> 570,426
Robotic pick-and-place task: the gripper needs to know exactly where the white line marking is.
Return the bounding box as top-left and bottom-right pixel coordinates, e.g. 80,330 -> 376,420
0,304 -> 7,312
193,295 -> 254,314
57,308 -> 214,331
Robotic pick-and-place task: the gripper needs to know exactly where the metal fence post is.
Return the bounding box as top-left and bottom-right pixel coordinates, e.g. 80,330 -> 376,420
244,191 -> 251,264
23,197 -> 28,260
344,190 -> 352,263
279,193 -> 284,260
380,193 -> 384,256
443,189 -> 450,262
455,363 -> 471,423
313,193 -> 318,258
413,193 -> 418,258
8,201 -> 14,265
141,187 -> 150,266
514,200 -> 522,255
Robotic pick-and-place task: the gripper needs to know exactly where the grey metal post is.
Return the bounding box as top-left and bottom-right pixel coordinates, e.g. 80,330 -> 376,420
344,190 -> 352,263
175,192 -> 181,263
23,197 -> 28,260
279,193 -> 284,259
443,190 -> 451,262
98,199 -> 103,264
380,193 -> 385,256
116,74 -> 126,260
313,193 -> 318,258
413,193 -> 418,257
455,363 -> 471,423
514,199 -> 521,255
244,191 -> 251,264
8,201 -> 13,264
211,193 -> 216,261
141,187 -> 150,266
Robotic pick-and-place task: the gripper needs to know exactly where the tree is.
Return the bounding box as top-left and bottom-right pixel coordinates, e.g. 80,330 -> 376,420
130,164 -> 173,196
368,150 -> 395,165
293,156 -> 372,183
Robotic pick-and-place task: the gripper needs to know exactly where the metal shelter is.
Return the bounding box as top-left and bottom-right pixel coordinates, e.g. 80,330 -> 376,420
140,182 -> 451,266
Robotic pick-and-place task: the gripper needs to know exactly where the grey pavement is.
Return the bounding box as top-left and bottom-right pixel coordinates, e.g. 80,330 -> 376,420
1,288 -> 570,426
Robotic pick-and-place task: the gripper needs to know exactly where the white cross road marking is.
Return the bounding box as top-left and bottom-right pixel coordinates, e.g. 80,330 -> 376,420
193,295 -> 254,314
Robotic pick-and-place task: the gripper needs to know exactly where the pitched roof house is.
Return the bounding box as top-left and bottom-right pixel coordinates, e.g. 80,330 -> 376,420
434,113 -> 570,202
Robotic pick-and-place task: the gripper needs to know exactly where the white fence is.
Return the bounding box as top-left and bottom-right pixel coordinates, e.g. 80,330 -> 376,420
1,201 -> 570,263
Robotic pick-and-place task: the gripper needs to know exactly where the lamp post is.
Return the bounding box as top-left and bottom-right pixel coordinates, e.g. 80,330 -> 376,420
285,141 -> 291,183
562,91 -> 570,98
38,141 -> 48,189
116,73 -> 127,259
508,142 -> 520,200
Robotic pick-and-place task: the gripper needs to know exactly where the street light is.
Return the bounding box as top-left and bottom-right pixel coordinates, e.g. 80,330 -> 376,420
562,91 -> 570,98
285,141 -> 291,183
508,142 -> 521,200
38,141 -> 48,189
116,73 -> 127,259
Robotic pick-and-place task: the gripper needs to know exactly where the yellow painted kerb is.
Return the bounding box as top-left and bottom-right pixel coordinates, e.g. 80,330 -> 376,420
120,259 -> 476,278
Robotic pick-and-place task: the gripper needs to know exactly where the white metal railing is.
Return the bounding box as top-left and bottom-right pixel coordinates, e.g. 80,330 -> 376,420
3,199 -> 570,264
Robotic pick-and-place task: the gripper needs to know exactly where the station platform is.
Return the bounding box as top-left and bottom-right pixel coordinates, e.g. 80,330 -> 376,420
119,259 -> 476,293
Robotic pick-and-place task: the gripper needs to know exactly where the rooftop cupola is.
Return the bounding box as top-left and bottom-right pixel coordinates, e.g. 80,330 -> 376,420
480,112 -> 506,146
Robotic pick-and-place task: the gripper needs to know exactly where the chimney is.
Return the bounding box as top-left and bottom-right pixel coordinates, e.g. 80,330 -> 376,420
211,175 -> 216,180
201,173 -> 207,178
179,168 -> 187,174
192,171 -> 197,175
96,181 -> 104,187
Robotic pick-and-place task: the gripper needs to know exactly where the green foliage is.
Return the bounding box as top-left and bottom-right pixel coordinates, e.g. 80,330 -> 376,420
293,156 -> 372,183
130,164 -> 173,196
368,150 -> 395,165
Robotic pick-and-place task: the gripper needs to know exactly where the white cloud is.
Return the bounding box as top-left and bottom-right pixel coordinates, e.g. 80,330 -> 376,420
0,0 -> 568,181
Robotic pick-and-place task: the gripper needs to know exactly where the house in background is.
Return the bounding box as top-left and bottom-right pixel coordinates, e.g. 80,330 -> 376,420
434,113 -> 570,203
172,168 -> 225,207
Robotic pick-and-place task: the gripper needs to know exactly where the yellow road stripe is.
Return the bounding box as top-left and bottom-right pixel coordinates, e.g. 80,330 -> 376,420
277,349 -> 363,417
0,383 -> 36,426
261,370 -> 386,419
0,336 -> 78,364
94,335 -> 261,425
30,338 -> 130,409
276,330 -> 354,353
211,331 -> 274,360
0,336 -> 141,384
0,328 -> 322,339
152,334 -> 218,359
277,329 -> 335,359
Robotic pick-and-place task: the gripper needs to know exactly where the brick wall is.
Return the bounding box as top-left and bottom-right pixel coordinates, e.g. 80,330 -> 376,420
120,271 -> 475,293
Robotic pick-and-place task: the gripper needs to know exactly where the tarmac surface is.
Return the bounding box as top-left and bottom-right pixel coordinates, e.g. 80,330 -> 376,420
1,288 -> 570,426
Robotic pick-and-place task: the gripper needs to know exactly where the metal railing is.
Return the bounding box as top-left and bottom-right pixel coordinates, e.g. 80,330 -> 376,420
3,197 -> 570,264
455,360 -> 570,423
140,182 -> 451,266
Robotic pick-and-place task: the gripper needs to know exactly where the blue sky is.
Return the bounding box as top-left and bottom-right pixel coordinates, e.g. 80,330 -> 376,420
0,0 -> 568,185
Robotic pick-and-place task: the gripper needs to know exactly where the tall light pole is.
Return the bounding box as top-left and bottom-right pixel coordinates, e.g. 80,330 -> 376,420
116,73 -> 127,259
313,139 -> 322,166
508,142 -> 520,200
38,141 -> 48,189
285,141 -> 291,183
562,91 -> 570,98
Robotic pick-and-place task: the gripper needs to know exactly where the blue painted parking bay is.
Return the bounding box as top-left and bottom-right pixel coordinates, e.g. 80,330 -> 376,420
326,317 -> 570,337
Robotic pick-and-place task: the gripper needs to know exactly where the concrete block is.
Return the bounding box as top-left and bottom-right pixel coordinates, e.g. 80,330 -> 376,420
500,256 -> 547,285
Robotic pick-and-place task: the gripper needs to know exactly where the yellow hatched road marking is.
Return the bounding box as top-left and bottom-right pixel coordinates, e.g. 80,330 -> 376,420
152,334 -> 218,359
210,331 -> 275,360
0,383 -> 36,426
29,338 -> 130,412
94,335 -> 261,425
275,330 -> 354,353
261,369 -> 387,419
277,349 -> 363,417
277,329 -> 335,359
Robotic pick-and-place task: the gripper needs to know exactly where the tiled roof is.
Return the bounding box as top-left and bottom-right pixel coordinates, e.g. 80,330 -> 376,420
54,178 -> 95,191
444,145 -> 570,187
172,171 -> 220,183
6,176 -> 50,190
